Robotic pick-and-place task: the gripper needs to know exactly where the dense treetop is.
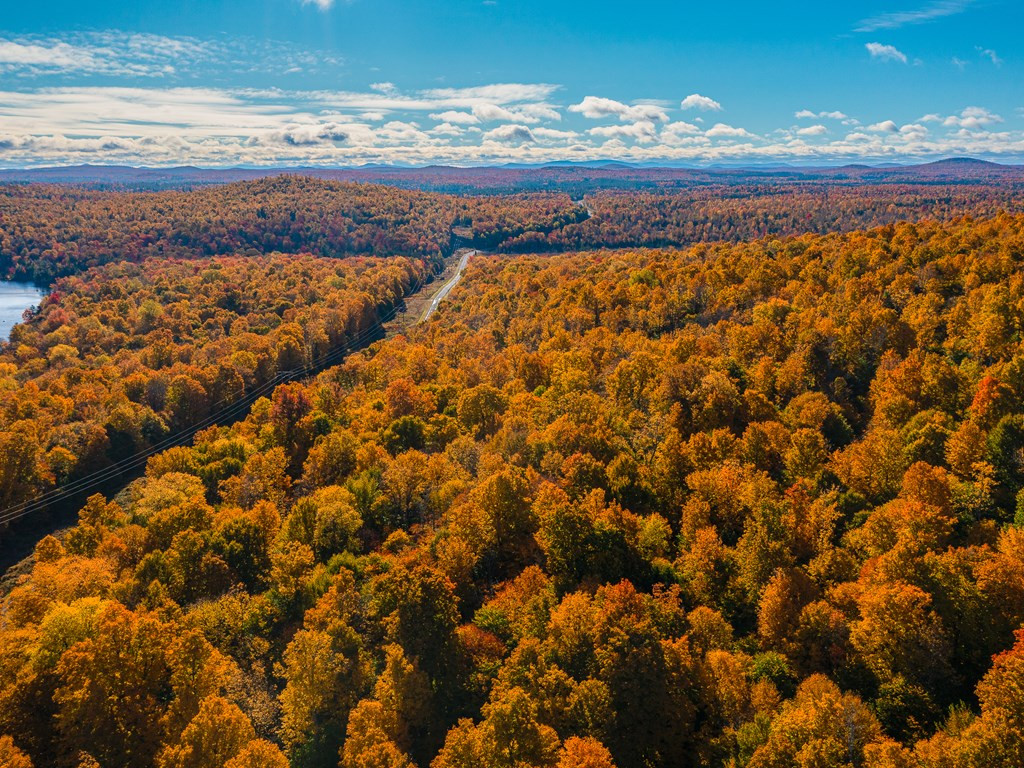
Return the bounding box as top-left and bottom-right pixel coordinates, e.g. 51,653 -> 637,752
498,184 -> 1024,252
0,179 -> 580,282
3,214 -> 1024,767
0,254 -> 428,512
1,177 -> 1021,282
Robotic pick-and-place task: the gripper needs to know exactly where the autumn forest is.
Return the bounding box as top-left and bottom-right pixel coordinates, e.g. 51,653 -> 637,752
1,173 -> 1024,768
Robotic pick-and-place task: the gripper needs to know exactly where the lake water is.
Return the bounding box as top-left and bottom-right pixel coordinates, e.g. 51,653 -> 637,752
0,282 -> 45,342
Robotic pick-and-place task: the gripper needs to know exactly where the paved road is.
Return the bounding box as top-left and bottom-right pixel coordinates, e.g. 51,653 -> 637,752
420,249 -> 476,322
572,198 -> 596,220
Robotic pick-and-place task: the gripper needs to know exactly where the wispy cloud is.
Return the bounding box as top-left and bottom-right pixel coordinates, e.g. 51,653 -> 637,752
0,31 -> 344,79
0,41 -> 103,72
866,42 -> 909,64
301,0 -> 335,9
977,47 -> 1003,66
855,0 -> 975,32
0,33 -> 210,77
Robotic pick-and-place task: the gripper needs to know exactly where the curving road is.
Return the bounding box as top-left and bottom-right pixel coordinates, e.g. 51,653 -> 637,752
572,198 -> 596,220
420,249 -> 476,322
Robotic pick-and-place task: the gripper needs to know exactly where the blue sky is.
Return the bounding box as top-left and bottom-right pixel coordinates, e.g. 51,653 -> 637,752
0,0 -> 1021,167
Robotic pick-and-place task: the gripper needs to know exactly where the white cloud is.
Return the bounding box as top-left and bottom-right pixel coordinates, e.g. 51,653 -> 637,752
0,41 -> 101,71
0,33 -> 211,77
977,47 -> 1002,66
0,81 -> 1022,168
0,32 -> 342,79
429,122 -> 465,137
467,102 -> 560,124
797,125 -> 828,136
255,121 -> 362,147
680,93 -> 722,111
796,110 -> 848,120
590,120 -> 659,143
899,123 -> 929,140
473,103 -> 523,122
429,110 -> 478,124
532,127 -> 579,141
301,0 -> 335,9
866,42 -> 908,63
569,96 -> 669,122
515,103 -> 562,122
663,121 -> 701,136
856,0 -> 975,32
483,124 -> 535,143
424,83 -> 558,103
706,123 -> 754,138
943,106 -> 1003,130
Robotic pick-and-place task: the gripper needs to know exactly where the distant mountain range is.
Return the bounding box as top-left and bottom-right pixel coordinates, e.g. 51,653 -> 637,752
0,157 -> 1020,191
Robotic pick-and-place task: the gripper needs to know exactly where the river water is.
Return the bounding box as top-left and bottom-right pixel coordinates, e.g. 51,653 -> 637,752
0,282 -> 44,342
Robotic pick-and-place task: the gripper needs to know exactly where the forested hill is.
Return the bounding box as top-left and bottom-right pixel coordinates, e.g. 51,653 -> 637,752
0,158 -> 1022,190
3,214 -> 1024,768
2,176 -> 1023,282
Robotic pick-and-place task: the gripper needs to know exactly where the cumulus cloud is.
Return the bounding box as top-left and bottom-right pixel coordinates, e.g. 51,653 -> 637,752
797,125 -> 828,136
868,120 -> 900,133
705,123 -> 754,139
532,127 -> 579,141
899,123 -> 929,140
429,122 -> 465,137
663,121 -> 701,136
796,109 -> 848,120
590,120 -> 659,143
472,103 -> 522,122
680,93 -> 722,111
943,106 -> 1002,129
855,0 -> 976,32
429,110 -> 478,124
483,124 -> 535,143
569,96 -> 669,123
515,103 -> 561,122
866,43 -> 908,63
257,121 -> 355,147
479,103 -> 557,124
